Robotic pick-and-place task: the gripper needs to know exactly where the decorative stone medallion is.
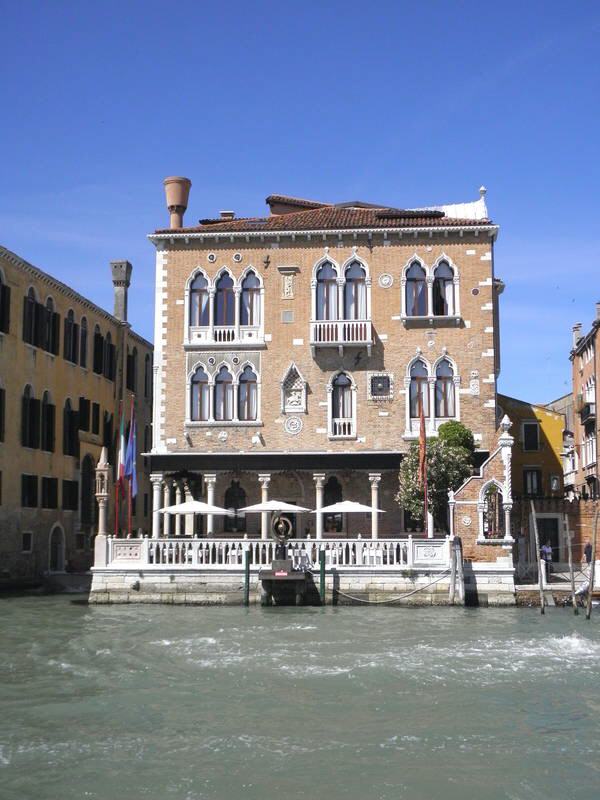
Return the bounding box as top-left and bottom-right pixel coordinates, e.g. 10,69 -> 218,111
218,431 -> 228,442
462,515 -> 472,527
379,273 -> 393,288
284,416 -> 303,435
207,253 -> 217,263
233,253 -> 242,263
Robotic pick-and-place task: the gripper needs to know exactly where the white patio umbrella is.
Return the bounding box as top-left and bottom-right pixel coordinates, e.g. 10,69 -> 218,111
314,501 -> 385,514
159,500 -> 231,515
240,500 -> 312,514
313,500 -> 385,536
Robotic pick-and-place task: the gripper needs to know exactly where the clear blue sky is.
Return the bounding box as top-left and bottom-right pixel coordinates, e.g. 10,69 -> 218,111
2,1 -> 599,402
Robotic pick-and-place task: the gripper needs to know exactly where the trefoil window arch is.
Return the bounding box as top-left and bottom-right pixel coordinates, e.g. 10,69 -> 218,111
214,365 -> 234,421
343,261 -> 367,320
432,261 -> 455,316
240,271 -> 261,327
238,365 -> 258,421
191,365 -> 210,422
409,359 -> 429,418
214,273 -> 235,326
316,261 -> 338,320
434,359 -> 455,418
406,262 -> 427,317
190,273 -> 210,327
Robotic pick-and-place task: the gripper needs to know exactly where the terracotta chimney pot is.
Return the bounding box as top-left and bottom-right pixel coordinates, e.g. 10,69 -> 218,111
163,176 -> 192,229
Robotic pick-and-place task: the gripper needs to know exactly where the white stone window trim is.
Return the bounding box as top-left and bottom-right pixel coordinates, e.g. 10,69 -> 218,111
327,370 -> 358,440
183,265 -> 265,348
310,248 -> 372,322
185,358 -> 262,426
402,353 -> 461,438
400,252 -> 462,323
475,478 -> 514,545
281,362 -> 307,414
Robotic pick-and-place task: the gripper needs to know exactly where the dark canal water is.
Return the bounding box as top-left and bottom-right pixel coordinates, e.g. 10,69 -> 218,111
1,597 -> 600,800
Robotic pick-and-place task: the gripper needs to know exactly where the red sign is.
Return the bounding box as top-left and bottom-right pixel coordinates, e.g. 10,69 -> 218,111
275,570 -> 288,576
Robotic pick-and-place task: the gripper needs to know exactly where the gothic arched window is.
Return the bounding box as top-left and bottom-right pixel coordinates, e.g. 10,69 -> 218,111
316,262 -> 338,320
434,359 -> 455,418
240,271 -> 261,326
409,360 -> 429,418
190,273 -> 210,327
238,366 -> 258,421
214,366 -> 234,421
433,261 -> 455,316
343,261 -> 366,320
406,262 -> 427,317
191,366 -> 210,421
214,273 -> 235,326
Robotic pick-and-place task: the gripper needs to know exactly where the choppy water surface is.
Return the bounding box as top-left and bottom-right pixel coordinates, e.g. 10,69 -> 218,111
2,599 -> 600,800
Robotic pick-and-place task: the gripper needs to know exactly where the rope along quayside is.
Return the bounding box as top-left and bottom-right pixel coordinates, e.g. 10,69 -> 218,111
332,570 -> 452,605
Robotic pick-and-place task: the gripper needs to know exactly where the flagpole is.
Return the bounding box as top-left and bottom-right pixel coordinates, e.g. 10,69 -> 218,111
128,476 -> 132,537
114,481 -> 119,537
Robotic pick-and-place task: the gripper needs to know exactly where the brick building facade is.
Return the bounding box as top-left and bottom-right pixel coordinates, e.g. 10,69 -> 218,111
146,178 -> 504,541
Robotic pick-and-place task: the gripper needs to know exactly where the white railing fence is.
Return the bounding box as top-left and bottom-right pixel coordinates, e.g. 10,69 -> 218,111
310,319 -> 372,345
103,536 -> 451,571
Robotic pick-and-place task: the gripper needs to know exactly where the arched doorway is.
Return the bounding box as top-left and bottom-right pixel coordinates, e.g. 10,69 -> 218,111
49,524 -> 65,572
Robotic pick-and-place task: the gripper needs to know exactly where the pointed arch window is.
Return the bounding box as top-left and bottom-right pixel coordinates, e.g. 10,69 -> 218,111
63,399 -> 79,457
103,332 -> 115,381
406,262 -> 427,316
482,485 -> 505,539
435,359 -> 455,418
23,288 -> 37,345
126,346 -> 138,392
240,271 -> 261,326
409,360 -> 429,418
80,317 -> 88,368
343,261 -> 367,320
214,366 -> 234,421
215,273 -> 235,326
64,309 -> 79,364
191,366 -> 210,422
238,366 -> 258,421
190,273 -> 210,327
316,262 -> 338,320
433,261 -> 455,316
41,391 -> 55,452
330,373 -> 355,437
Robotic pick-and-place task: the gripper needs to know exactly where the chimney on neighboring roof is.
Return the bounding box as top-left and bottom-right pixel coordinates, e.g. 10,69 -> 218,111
111,260 -> 132,322
163,176 -> 191,229
573,323 -> 583,348
220,210 -> 235,220
596,302 -> 600,321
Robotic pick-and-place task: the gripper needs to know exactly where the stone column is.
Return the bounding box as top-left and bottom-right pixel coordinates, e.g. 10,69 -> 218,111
208,287 -> 215,341
233,286 -> 241,342
184,481 -> 195,536
151,473 -> 163,539
163,481 -> 171,537
204,473 -> 217,536
314,473 -> 326,540
258,473 -> 271,540
175,482 -> 183,537
369,473 -> 381,540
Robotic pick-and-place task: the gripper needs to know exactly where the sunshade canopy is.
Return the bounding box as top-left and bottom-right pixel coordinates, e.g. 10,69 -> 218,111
240,500 -> 312,514
159,500 -> 231,515
314,500 -> 385,514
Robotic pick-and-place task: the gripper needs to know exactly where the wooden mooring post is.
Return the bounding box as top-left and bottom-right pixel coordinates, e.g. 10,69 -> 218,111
530,500 -> 545,614
319,548 -> 326,605
585,509 -> 598,621
243,548 -> 250,607
565,515 -> 578,616
449,537 -> 457,605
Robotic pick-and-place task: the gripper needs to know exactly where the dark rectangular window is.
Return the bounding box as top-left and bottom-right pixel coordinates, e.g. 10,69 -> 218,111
41,477 -> 58,509
92,403 -> 100,435
21,474 -> 38,507
0,387 -> 5,442
523,469 -> 543,497
63,405 -> 80,457
21,394 -> 40,449
93,331 -> 104,374
79,397 -> 90,432
0,280 -> 10,334
22,532 -> 33,553
62,480 -> 79,511
41,400 -> 55,452
523,422 -> 540,451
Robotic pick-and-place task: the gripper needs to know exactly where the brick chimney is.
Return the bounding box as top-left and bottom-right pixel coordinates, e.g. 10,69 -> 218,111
572,323 -> 583,348
163,176 -> 191,229
596,302 -> 600,321
111,260 -> 132,322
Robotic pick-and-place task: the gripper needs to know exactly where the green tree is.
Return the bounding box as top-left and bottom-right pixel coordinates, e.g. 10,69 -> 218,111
396,423 -> 475,531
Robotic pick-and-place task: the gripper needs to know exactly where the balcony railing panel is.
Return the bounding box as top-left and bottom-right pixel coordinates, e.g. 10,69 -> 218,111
310,319 -> 372,347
